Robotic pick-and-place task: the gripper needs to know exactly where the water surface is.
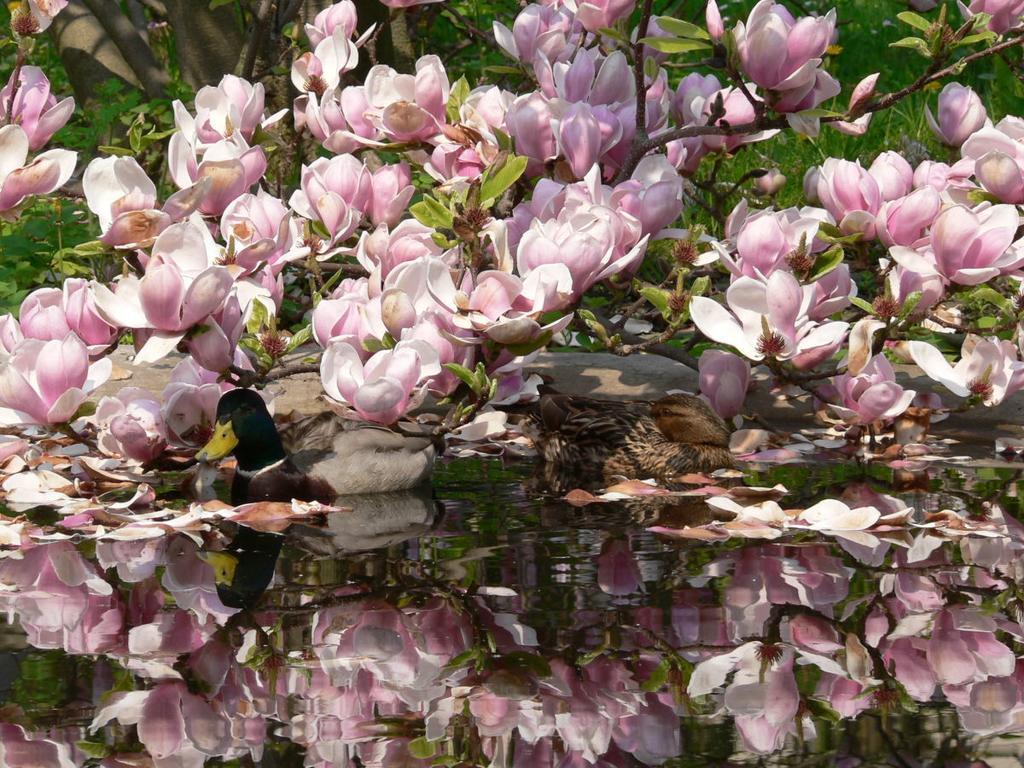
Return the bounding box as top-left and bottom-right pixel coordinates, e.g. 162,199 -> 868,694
2,456 -> 1024,767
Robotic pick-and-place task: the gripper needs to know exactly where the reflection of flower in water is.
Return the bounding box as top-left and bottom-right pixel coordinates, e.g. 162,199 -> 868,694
3,475 -> 1024,764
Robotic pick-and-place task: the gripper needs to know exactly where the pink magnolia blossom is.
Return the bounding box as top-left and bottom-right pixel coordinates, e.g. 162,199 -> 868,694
596,537 -> 644,597
401,309 -> 475,396
355,219 -> 447,278
814,158 -> 882,238
808,263 -> 856,319
610,155 -> 684,237
220,189 -> 299,274
698,349 -> 751,420
868,151 -> 914,201
829,354 -> 916,425
733,1 -> 839,112
492,4 -> 576,65
167,134 -> 267,217
0,124 -> 75,217
82,156 -> 207,248
379,0 -> 444,7
294,86 -> 380,154
875,186 -> 941,248
516,207 -> 648,307
305,1 -> 359,46
369,162 -> 414,228
575,0 -> 635,32
363,56 -> 449,142
926,83 -> 988,147
0,313 -> 23,353
161,359 -> 232,447
505,92 -> 559,167
963,0 -> 1024,33
926,608 -> 1016,685
25,0 -> 68,31
291,27 -> 360,94
94,387 -> 168,462
754,168 -> 787,196
311,278 -> 376,350
706,0 -> 725,39
90,682 -> 232,764
0,66 -> 74,151
0,334 -> 111,426
973,150 -> 1024,203
701,85 -> 777,153
320,338 -> 441,424
91,252 -> 234,364
890,204 -> 1023,286
908,335 -> 1024,405
289,154 -> 372,252
717,203 -> 828,279
19,279 -> 118,349
174,74 -> 284,148
690,270 -> 849,369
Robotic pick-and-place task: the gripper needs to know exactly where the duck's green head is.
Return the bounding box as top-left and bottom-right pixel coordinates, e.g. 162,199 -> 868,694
197,389 -> 285,470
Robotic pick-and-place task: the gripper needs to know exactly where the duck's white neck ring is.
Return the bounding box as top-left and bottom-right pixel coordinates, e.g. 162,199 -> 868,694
235,458 -> 286,478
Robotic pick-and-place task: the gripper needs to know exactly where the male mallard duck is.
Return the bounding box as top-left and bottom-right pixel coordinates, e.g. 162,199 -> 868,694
526,393 -> 734,487
196,389 -> 436,504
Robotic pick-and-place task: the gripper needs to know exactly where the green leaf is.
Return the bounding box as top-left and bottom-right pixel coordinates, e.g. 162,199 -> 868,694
850,296 -> 875,315
899,291 -> 923,320
690,275 -> 710,297
209,0 -> 235,8
483,65 -> 522,75
410,196 -> 454,230
504,330 -> 554,356
502,651 -> 552,678
480,154 -> 528,206
971,284 -> 1014,315
896,11 -> 932,31
638,36 -> 712,53
808,246 -> 845,281
640,286 -> 671,317
641,658 -> 671,692
977,315 -> 998,329
98,145 -> 134,157
956,31 -> 996,46
444,362 -> 482,394
286,325 -> 313,352
493,127 -> 513,152
967,189 -> 1001,205
597,26 -> 629,43
652,17 -> 710,40
890,36 -> 932,58
794,108 -> 842,119
804,697 -> 842,723
407,737 -> 438,760
246,299 -> 270,335
446,76 -> 471,122
76,741 -> 111,759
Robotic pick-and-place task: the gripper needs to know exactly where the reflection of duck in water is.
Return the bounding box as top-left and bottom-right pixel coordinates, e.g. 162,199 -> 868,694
199,525 -> 283,609
524,393 -> 734,488
290,487 -> 442,555
197,389 -> 436,504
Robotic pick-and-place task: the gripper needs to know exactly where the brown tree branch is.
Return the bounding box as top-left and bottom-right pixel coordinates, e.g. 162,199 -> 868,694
238,0 -> 277,80
79,0 -> 169,98
615,27 -> 1024,180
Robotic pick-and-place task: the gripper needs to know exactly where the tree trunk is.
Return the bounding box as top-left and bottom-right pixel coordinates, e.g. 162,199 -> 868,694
49,0 -> 140,108
163,0 -> 245,89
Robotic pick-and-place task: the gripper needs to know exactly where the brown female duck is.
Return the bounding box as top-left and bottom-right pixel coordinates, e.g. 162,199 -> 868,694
527,393 -> 734,486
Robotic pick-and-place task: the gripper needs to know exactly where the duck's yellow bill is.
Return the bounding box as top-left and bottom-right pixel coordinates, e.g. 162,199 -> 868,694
198,551 -> 239,586
197,420 -> 238,462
